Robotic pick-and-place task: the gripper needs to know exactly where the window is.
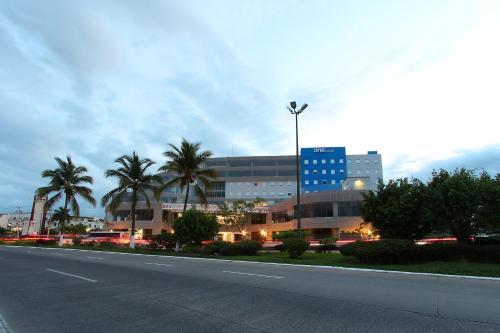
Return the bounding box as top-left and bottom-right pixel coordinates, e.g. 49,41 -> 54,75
322,180 -> 327,185
357,170 -> 361,174
365,160 -> 370,164
313,170 -> 318,175
322,170 -> 326,175
374,160 -> 379,164
313,180 -> 318,185
331,180 -> 336,184
366,170 -> 370,174
287,181 -> 292,186
279,182 -> 283,186
348,170 -> 352,174
262,192 -> 266,195
321,159 -> 326,164
313,159 -> 317,165
271,192 -> 275,195
279,192 -> 283,196
305,180 -> 309,185
237,192 -> 242,196
338,201 -> 362,216
305,191 -> 310,193
330,159 -> 335,164
287,192 -> 292,196
375,170 -> 379,173
304,160 -> 309,165
330,169 -> 335,175
339,159 -> 344,163
340,169 -> 345,173
347,159 -> 351,163
304,170 -> 309,175
356,159 -> 360,164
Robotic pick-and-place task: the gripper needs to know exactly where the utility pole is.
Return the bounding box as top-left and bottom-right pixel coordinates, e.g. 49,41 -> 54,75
16,206 -> 22,238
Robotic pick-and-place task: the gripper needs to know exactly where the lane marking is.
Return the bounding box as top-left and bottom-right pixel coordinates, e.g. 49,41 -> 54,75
46,269 -> 97,283
222,270 -> 284,279
86,256 -> 104,260
24,250 -> 33,253
145,262 -> 173,267
56,253 -> 64,256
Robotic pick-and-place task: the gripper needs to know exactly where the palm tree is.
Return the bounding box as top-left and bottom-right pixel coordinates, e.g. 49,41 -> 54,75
101,152 -> 162,249
36,156 -> 96,245
51,207 -> 71,233
157,138 -> 217,213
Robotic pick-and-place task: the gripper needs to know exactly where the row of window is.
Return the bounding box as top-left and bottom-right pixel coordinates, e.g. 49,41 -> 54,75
228,192 -> 293,197
272,201 -> 362,221
304,158 -> 344,165
348,170 -> 379,175
228,181 -> 293,186
304,179 -> 343,185
304,169 -> 344,175
347,159 -> 379,164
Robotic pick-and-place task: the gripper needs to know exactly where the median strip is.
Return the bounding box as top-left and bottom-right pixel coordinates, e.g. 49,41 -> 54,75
46,269 -> 97,283
222,270 -> 284,279
145,262 -> 172,267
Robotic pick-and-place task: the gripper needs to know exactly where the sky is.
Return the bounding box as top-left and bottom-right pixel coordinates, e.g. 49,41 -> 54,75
1,0 -> 499,216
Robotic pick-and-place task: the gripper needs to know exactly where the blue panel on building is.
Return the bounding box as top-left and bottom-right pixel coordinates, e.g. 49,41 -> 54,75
300,147 -> 347,193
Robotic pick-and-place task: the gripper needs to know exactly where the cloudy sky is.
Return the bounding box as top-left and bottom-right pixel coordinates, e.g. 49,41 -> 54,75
1,0 -> 499,216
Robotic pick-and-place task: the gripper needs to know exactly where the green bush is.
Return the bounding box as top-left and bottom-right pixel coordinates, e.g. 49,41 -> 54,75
463,245 -> 500,264
172,209 -> 219,245
72,238 -> 82,246
340,240 -> 418,264
418,243 -> 464,262
475,235 -> 500,246
182,244 -> 203,254
202,241 -> 230,255
35,239 -> 58,246
13,240 -> 37,246
283,238 -> 309,259
274,244 -> 286,252
149,233 -> 176,251
219,240 -> 262,256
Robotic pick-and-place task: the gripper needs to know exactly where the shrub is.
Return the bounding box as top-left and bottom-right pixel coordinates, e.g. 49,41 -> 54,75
182,243 -> 203,254
202,241 -> 230,255
283,238 -> 309,259
475,235 -> 500,246
172,209 -> 219,245
463,245 -> 500,264
149,233 -> 176,251
339,240 -> 418,264
35,239 -> 57,246
218,240 -> 262,256
274,243 -> 286,252
316,237 -> 338,253
72,238 -> 82,246
418,243 -> 464,262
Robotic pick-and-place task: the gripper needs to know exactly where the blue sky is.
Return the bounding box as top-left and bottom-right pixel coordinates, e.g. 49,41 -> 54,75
1,0 -> 499,216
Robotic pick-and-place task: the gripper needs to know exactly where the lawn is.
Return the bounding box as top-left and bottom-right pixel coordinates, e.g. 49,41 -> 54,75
2,240 -> 499,277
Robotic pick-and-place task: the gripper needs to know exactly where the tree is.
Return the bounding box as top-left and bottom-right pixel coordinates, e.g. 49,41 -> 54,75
101,152 -> 162,249
51,207 -> 71,233
63,223 -> 88,234
36,156 -> 96,245
427,168 -> 493,243
361,178 -> 432,240
172,209 -> 219,245
157,138 -> 217,213
217,198 -> 266,237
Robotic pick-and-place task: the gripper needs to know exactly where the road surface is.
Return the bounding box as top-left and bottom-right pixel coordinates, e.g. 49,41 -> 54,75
0,245 -> 499,332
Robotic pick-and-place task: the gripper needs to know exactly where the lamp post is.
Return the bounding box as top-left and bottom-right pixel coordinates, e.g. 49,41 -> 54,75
287,101 -> 308,238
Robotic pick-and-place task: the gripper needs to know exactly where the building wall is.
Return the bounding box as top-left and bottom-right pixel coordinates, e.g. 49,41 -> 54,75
300,147 -> 347,192
345,152 -> 383,191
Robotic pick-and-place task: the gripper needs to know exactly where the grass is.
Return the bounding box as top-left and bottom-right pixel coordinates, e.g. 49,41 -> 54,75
2,241 -> 499,278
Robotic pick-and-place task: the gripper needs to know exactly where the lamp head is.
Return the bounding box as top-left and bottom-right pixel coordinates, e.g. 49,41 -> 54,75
290,101 -> 297,110
300,103 -> 308,112
286,106 -> 294,114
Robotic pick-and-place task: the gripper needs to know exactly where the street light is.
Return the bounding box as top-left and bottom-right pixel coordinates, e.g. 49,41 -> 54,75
287,100 -> 308,239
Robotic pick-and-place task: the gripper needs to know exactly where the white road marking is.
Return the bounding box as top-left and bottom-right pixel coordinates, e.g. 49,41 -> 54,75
145,262 -> 172,267
222,270 -> 284,279
86,256 -> 104,260
46,269 -> 97,283
24,250 -> 33,253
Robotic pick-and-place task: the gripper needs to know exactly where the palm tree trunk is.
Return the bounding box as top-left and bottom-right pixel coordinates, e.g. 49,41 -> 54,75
130,192 -> 136,249
183,183 -> 190,213
59,196 -> 70,246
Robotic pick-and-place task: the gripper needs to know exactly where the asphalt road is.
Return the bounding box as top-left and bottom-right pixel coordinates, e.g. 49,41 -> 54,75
0,245 -> 499,333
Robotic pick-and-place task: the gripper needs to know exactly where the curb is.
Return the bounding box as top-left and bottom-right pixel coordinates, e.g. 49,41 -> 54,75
2,244 -> 500,282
